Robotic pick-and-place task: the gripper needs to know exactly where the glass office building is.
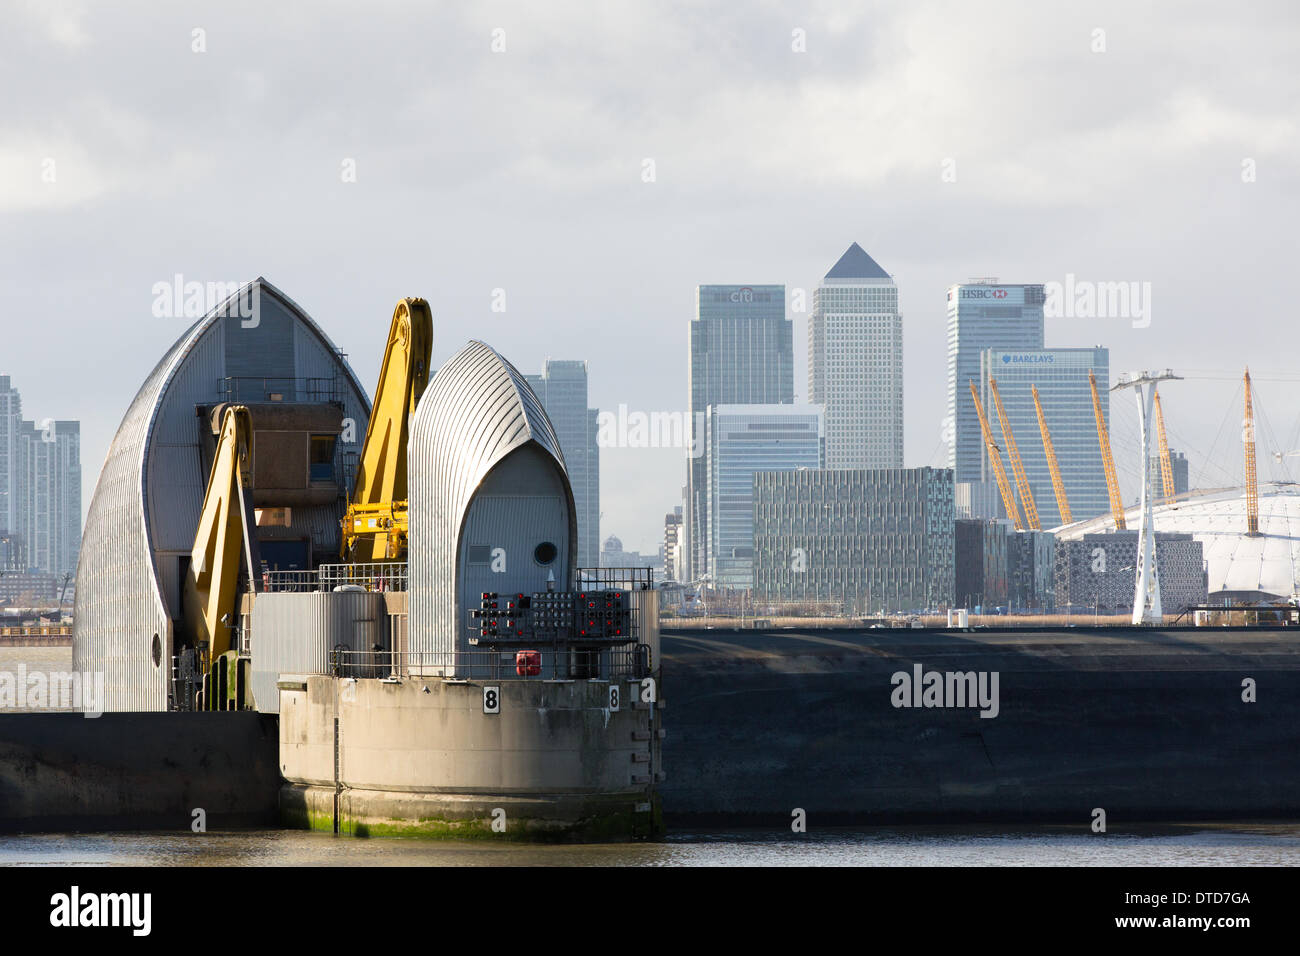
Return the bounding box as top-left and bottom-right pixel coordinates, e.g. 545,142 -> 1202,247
978,347 -> 1111,528
946,282 -> 1045,515
752,467 -> 955,612
0,375 -> 81,574
525,360 -> 600,568
809,243 -> 903,468
686,285 -> 793,581
704,404 -> 823,590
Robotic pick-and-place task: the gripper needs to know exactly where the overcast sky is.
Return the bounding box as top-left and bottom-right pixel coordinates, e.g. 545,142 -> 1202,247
2,0 -> 1298,553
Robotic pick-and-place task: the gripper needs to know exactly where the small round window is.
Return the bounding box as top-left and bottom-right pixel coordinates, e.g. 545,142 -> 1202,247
533,542 -> 558,566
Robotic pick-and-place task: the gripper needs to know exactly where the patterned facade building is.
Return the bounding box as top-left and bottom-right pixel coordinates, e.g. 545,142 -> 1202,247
752,467 -> 954,612
1054,530 -> 1207,613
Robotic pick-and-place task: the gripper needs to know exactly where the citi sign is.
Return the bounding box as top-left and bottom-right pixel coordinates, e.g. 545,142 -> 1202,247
729,287 -> 754,303
960,288 -> 1009,299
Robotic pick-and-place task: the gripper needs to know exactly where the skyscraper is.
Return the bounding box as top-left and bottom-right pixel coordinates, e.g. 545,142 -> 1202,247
0,376 -> 21,554
525,360 -> 600,568
978,348 -> 1111,528
1150,449 -> 1190,501
0,375 -> 81,574
946,281 -> 1046,516
809,243 -> 903,469
663,507 -> 683,583
704,404 -> 823,589
686,285 -> 793,581
18,419 -> 81,575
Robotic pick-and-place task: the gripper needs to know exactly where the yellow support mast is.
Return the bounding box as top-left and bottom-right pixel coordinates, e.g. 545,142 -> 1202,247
342,298 -> 434,562
1244,368 -> 1259,536
1031,384 -> 1072,525
969,380 -> 1024,530
182,405 -> 260,660
988,378 -> 1040,531
1152,388 -> 1177,503
1089,370 -> 1126,530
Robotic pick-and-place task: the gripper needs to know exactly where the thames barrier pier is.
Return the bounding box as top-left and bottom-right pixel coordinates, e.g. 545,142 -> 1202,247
53,281 -> 663,840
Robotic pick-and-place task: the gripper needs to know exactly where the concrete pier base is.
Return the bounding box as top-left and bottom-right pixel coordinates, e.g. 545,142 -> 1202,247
278,675 -> 663,841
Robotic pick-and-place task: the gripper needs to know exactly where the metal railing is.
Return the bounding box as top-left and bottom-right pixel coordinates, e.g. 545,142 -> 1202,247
576,567 -> 655,591
262,564 -> 652,596
320,562 -> 407,592
218,375 -> 347,405
261,570 -> 319,592
328,645 -> 652,682
261,563 -> 408,593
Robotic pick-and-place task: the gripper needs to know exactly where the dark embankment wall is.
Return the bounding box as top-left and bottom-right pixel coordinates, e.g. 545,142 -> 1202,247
0,712 -> 281,832
659,626 -> 1300,826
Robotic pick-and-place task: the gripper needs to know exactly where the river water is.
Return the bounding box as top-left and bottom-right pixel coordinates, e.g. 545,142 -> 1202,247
2,824 -> 1298,866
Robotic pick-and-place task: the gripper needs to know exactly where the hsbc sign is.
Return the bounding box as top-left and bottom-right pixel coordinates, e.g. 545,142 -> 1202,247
960,288 -> 1010,299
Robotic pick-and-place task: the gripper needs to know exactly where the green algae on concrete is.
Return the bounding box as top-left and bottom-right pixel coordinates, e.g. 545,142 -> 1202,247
279,784 -> 664,842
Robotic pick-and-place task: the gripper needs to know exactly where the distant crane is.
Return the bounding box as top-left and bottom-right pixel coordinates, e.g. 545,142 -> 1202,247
969,380 -> 1023,530
988,378 -> 1040,530
1244,367 -> 1260,536
1152,389 -> 1177,504
1089,370 -> 1126,530
1031,384 -> 1072,525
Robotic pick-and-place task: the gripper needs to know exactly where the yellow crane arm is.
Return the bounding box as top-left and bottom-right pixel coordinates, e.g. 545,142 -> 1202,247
970,380 -> 1024,530
989,378 -> 1040,531
1090,370 -> 1126,530
1153,388 -> 1176,503
1244,368 -> 1259,536
343,298 -> 433,561
1032,385 -> 1072,525
182,405 -> 260,659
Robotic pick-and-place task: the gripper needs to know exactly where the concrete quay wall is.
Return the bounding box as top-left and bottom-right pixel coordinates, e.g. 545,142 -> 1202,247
0,712 -> 280,832
659,626 -> 1300,825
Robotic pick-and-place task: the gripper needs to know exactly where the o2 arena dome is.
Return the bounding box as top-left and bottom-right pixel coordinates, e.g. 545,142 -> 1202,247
1056,481 -> 1300,604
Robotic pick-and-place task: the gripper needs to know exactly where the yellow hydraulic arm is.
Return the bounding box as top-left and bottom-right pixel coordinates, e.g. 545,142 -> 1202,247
1031,384 -> 1072,525
182,405 -> 260,659
1090,370 -> 1126,530
988,378 -> 1040,531
342,297 -> 433,561
970,380 -> 1024,530
1244,368 -> 1259,536
1152,388 -> 1176,503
